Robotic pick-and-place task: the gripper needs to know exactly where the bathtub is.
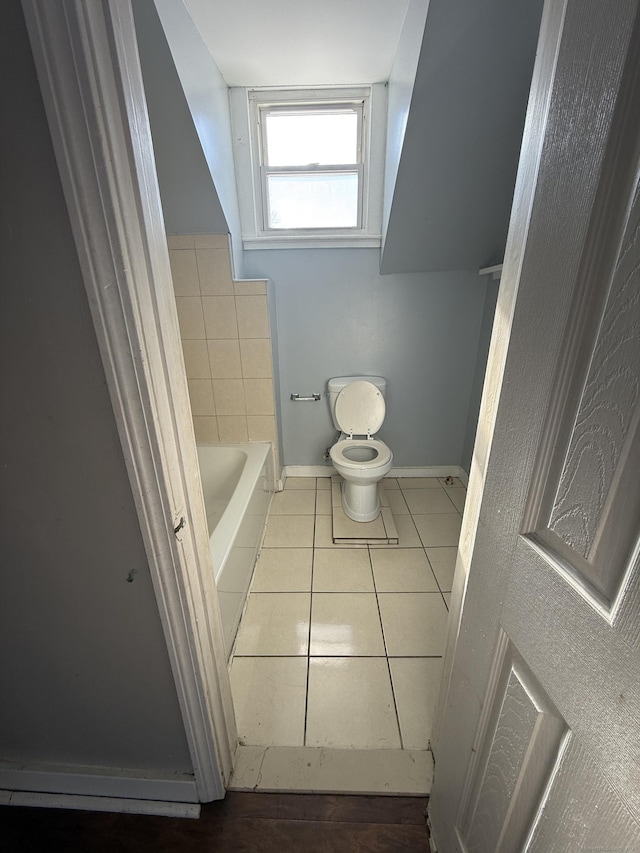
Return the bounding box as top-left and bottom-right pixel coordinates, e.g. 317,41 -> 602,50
197,442 -> 275,658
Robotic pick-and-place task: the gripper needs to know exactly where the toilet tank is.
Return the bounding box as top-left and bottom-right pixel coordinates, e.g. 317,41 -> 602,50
328,376 -> 387,431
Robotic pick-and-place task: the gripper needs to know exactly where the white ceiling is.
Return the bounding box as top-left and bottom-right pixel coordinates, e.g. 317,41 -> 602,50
182,0 -> 411,87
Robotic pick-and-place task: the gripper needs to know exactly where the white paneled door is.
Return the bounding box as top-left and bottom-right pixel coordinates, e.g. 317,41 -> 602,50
429,0 -> 640,850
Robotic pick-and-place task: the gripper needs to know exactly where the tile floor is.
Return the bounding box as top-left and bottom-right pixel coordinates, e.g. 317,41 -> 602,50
229,475 -> 464,772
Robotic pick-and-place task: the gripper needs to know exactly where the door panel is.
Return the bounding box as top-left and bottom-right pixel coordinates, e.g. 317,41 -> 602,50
429,0 -> 640,849
527,741 -> 640,852
523,108 -> 640,614
458,631 -> 568,853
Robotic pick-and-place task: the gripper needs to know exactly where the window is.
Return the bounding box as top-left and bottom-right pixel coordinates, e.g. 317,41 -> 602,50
231,86 -> 386,249
260,103 -> 363,231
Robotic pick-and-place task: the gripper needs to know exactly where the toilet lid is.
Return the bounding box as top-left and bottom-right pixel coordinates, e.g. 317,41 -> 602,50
335,380 -> 386,435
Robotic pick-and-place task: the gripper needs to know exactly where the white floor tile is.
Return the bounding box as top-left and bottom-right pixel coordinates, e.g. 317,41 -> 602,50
403,488 -> 457,515
426,546 -> 457,591
389,657 -> 444,749
385,488 -> 410,515
413,513 -> 462,547
372,514 -> 422,548
370,548 -> 439,592
227,465 -> 460,795
398,477 -> 442,489
314,515 -> 367,548
270,489 -> 316,515
315,489 -> 332,514
263,514 -> 315,548
312,549 -> 375,592
230,745 -> 433,795
251,548 -> 313,592
314,515 -> 334,548
378,593 -> 449,656
333,506 -> 387,540
284,477 -> 316,489
306,658 -> 401,749
445,487 -> 466,514
233,592 -> 310,656
310,593 -> 384,656
230,656 -> 307,746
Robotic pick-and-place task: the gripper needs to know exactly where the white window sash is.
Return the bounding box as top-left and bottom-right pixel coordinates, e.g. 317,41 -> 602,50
260,164 -> 365,233
232,85 -> 386,248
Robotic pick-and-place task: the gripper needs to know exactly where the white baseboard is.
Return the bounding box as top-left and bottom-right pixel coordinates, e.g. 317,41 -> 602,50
0,766 -> 198,806
283,465 -> 466,481
458,469 -> 469,487
283,465 -> 333,479
1,790 -> 200,818
390,466 -> 464,479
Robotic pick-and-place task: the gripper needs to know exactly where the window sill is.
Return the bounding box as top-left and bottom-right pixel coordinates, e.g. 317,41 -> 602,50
242,234 -> 382,251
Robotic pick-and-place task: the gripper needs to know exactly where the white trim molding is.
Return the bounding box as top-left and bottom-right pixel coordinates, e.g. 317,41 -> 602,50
0,765 -> 197,805
390,466 -> 466,480
21,0 -> 236,803
284,465 -> 466,480
2,791 -> 200,819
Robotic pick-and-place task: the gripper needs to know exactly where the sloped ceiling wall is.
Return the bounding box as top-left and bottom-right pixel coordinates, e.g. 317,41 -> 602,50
133,0 -> 228,236
381,0 -> 544,273
148,0 -> 543,276
152,0 -> 245,276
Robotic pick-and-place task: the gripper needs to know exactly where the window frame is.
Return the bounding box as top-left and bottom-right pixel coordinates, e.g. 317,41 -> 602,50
258,100 -> 365,233
230,85 -> 386,249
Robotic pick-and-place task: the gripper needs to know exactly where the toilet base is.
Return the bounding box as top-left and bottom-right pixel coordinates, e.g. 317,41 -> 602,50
341,480 -> 381,523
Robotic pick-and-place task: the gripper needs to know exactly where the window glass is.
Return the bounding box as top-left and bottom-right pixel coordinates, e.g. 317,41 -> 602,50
264,111 -> 358,167
266,172 -> 359,229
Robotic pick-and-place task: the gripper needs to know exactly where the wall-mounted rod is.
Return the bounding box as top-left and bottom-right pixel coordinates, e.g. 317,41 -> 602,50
290,393 -> 321,402
478,263 -> 503,280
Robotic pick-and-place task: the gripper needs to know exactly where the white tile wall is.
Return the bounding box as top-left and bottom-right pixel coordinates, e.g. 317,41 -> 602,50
167,234 -> 277,459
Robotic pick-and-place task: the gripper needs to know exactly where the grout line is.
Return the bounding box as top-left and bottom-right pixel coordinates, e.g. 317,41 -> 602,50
442,487 -> 462,515
302,481 -> 320,747
369,545 -> 404,749
424,548 -> 445,597
386,654 -> 405,751
306,590 -> 377,594
233,653 -> 443,659
244,588 -> 310,599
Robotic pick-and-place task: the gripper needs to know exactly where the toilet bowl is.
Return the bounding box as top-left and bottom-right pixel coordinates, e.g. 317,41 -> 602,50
328,378 -> 393,522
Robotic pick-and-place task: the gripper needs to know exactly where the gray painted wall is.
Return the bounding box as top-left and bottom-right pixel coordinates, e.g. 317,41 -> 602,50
0,1 -> 192,773
133,0 -> 227,236
136,3 -> 503,473
381,0 -> 543,273
382,0 -> 430,246
153,0 -> 244,278
244,249 -> 487,468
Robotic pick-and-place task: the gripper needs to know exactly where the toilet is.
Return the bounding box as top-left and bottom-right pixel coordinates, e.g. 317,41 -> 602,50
328,377 -> 393,522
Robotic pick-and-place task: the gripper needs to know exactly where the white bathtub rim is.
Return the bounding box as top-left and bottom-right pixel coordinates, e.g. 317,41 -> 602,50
197,442 -> 273,584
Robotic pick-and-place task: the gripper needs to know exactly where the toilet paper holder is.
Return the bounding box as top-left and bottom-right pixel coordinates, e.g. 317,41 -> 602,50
290,393 -> 321,402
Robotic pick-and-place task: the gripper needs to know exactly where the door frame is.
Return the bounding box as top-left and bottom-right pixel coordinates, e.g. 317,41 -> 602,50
21,0 -> 236,802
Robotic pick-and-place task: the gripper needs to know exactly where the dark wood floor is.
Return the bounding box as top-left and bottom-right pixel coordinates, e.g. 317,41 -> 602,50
1,792 -> 430,851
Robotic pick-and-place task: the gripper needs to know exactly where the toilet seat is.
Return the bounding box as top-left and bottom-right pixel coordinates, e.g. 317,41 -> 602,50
330,438 -> 392,470
334,380 -> 386,437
